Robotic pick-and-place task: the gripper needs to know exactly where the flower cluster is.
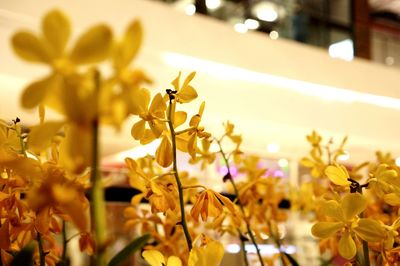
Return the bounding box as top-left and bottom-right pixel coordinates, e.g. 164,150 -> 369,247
301,131 -> 400,264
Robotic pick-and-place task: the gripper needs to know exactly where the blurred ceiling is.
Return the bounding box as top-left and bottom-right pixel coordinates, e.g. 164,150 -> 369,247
1,0 -> 400,165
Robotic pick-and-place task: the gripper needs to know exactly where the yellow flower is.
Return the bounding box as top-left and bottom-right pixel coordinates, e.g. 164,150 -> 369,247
27,162 -> 89,234
325,164 -> 351,186
143,250 -> 182,266
312,193 -> 385,259
189,139 -> 215,170
125,158 -> 177,212
171,72 -> 198,103
12,9 -> 112,110
177,102 -> 211,160
306,130 -> 322,147
190,189 -> 235,222
131,91 -> 167,144
143,236 -> 225,266
188,235 -> 225,266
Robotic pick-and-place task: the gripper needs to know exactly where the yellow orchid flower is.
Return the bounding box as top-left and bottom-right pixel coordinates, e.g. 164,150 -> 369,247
190,189 -> 235,222
312,193 -> 385,259
189,139 -> 216,170
171,72 -> 198,103
306,130 -> 322,147
188,235 -> 225,266
325,164 -> 351,186
125,157 -> 177,212
177,102 -> 211,159
12,9 -> 112,110
131,90 -> 167,144
143,250 -> 182,266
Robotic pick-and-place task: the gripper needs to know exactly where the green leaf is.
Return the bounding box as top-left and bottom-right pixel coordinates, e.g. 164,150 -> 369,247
283,252 -> 300,266
10,242 -> 35,266
107,234 -> 150,266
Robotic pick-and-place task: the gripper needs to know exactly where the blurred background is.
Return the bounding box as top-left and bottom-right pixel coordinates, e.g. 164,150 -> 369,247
1,0 -> 400,265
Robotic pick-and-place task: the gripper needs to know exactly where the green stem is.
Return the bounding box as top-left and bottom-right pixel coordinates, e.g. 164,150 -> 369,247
167,100 -> 192,251
90,72 -> 107,266
216,139 -> 264,266
62,221 -> 67,263
37,232 -> 46,266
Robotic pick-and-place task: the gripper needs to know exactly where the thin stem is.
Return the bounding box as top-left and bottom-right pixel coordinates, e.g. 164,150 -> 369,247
15,120 -> 27,157
238,230 -> 249,266
267,220 -> 287,266
356,187 -> 370,266
216,139 -> 264,266
167,99 -> 192,251
37,232 -> 46,266
90,71 -> 107,266
62,221 -> 67,262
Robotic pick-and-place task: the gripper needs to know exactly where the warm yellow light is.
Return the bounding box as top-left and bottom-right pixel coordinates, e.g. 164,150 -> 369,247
163,52 -> 400,110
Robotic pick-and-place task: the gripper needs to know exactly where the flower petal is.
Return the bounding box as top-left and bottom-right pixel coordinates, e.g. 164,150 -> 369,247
131,120 -> 146,140
167,256 -> 182,266
142,250 -> 165,266
11,31 -> 50,63
28,121 -> 65,154
130,88 -> 150,115
338,231 -> 356,260
155,135 -> 172,168
341,193 -> 367,221
353,218 -> 385,242
69,25 -> 112,64
174,111 -> 187,128
383,193 -> 400,206
21,76 -> 52,109
325,165 -> 350,186
113,20 -> 142,69
42,9 -> 70,56
311,222 -> 343,238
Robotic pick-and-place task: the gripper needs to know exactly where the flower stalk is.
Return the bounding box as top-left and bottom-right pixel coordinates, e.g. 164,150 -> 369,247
37,232 -> 46,266
216,139 -> 264,266
90,72 -> 107,266
166,95 -> 193,251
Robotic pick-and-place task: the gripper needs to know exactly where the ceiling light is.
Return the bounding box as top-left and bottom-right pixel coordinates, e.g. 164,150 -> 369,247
328,39 -> 354,61
269,30 -> 279,40
244,18 -> 260,30
252,2 -> 279,22
163,53 -> 400,110
185,4 -> 196,15
234,23 -> 248,33
206,0 -> 221,10
267,143 -> 280,153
